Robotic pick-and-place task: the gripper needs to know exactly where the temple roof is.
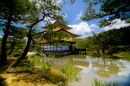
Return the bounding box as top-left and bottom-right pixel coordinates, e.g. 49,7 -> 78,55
40,21 -> 80,44
43,21 -> 72,31
39,29 -> 79,44
56,28 -> 79,37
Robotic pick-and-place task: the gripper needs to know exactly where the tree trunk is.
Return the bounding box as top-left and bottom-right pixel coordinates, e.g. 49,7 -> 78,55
102,48 -> 105,55
8,37 -> 15,55
10,30 -> 32,68
10,15 -> 45,68
0,18 -> 11,66
96,49 -> 100,57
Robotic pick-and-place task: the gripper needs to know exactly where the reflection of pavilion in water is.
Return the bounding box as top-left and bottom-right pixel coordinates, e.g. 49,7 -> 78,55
42,56 -> 127,78
52,56 -> 124,78
43,56 -> 90,65
45,56 -> 92,70
73,58 -> 86,62
42,57 -> 69,65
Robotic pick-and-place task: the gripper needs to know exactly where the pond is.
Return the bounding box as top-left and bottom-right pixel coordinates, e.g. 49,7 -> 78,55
51,55 -> 130,86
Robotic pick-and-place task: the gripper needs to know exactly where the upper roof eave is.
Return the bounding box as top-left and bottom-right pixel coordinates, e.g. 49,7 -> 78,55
56,28 -> 80,37
42,21 -> 72,31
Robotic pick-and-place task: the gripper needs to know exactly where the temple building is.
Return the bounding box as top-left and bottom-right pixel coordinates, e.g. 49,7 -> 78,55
39,21 -> 79,55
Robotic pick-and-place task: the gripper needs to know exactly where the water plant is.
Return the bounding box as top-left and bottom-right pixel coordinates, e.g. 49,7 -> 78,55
92,78 -> 119,86
92,78 -> 103,86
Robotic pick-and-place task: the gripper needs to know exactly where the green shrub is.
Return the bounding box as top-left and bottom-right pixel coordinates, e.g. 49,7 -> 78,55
18,61 -> 36,73
119,52 -> 130,60
28,55 -> 41,63
41,62 -> 51,70
55,54 -> 62,58
48,54 -> 55,58
101,55 -> 109,58
48,54 -> 62,58
59,64 -> 80,86
40,62 -> 52,77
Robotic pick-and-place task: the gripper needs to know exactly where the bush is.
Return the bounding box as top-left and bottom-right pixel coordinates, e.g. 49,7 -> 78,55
28,55 -> 41,63
48,54 -> 62,58
101,55 -> 109,58
55,54 -> 62,58
48,54 -> 55,58
119,52 -> 130,60
59,64 -> 80,86
18,61 -> 36,73
40,64 -> 80,86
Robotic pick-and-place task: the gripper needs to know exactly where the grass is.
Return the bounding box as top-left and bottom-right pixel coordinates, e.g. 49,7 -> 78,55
117,51 -> 130,60
0,56 -> 16,73
92,78 -> 119,86
0,56 -> 57,86
1,72 -> 57,86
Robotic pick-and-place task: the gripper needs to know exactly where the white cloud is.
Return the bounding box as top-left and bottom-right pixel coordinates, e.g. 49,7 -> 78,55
55,0 -> 62,4
68,22 -> 92,35
118,60 -> 130,76
53,0 -> 63,5
63,14 -> 68,18
76,10 -> 83,20
90,24 -> 99,29
34,0 -> 62,9
0,35 -> 2,38
41,17 -> 56,26
104,19 -> 130,30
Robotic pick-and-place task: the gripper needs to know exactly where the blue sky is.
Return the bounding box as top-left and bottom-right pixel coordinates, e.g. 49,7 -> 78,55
61,0 -> 103,37
58,0 -> 130,37
38,0 -> 104,37
1,0 -> 130,38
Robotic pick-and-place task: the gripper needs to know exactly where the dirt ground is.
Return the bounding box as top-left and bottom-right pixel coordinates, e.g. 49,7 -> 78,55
0,56 -> 57,86
0,73 -> 57,86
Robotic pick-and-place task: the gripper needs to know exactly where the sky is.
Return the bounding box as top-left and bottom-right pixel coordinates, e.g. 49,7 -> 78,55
0,0 -> 130,38
56,0 -> 130,37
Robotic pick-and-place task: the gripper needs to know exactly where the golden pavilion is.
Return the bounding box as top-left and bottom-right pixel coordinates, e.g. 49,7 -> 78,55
40,21 -> 79,55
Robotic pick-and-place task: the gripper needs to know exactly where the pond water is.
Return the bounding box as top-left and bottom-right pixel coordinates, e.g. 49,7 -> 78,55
52,55 -> 130,86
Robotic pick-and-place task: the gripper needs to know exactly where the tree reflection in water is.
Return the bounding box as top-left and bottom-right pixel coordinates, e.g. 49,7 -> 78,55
51,55 -> 130,86
92,57 -> 125,78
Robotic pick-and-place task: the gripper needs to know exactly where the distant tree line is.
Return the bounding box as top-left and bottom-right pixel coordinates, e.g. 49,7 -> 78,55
74,26 -> 130,56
